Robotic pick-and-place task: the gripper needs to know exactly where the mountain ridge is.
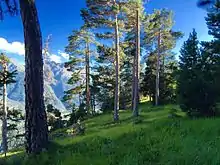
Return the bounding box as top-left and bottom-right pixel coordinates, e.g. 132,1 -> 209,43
6,58 -> 72,112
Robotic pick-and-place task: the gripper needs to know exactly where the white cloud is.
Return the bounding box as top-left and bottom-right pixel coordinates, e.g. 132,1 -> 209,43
58,50 -> 69,60
0,37 -> 25,55
0,37 -> 69,63
50,54 -> 62,63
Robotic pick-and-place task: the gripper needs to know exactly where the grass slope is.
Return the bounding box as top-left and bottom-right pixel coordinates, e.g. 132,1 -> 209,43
2,103 -> 220,165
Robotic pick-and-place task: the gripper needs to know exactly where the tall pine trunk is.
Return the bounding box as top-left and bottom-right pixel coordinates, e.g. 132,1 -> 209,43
114,13 -> 120,122
131,56 -> 136,110
2,63 -> 8,157
133,8 -> 140,117
155,31 -> 161,106
19,0 -> 48,154
86,41 -> 91,114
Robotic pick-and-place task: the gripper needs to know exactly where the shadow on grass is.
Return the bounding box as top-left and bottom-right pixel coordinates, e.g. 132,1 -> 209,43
2,125 -> 164,165
2,104 -> 185,165
0,150 -> 24,165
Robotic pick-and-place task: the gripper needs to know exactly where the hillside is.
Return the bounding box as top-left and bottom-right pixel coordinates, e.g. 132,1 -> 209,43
2,103 -> 220,165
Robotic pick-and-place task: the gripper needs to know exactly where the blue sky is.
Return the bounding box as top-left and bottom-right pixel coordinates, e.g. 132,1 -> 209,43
0,0 -> 212,63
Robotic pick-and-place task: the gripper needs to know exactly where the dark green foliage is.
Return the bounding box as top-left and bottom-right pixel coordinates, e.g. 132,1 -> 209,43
7,108 -> 25,148
46,104 -> 64,131
63,26 -> 97,117
120,30 -> 135,110
120,57 -> 133,109
0,105 -> 25,149
205,0 -> 220,39
142,51 -> 178,104
178,29 -> 220,116
65,103 -> 87,127
91,45 -> 115,112
143,9 -> 182,105
159,52 -> 178,104
63,28 -> 95,102
178,1 -> 220,117
178,30 -> 202,116
81,0 -> 124,34
0,53 -> 20,152
67,104 -> 77,126
0,53 -> 17,86
197,0 -> 215,9
0,70 -> 17,87
0,106 -> 25,149
144,9 -> 183,52
77,103 -> 87,120
142,52 -> 156,102
94,65 -> 115,112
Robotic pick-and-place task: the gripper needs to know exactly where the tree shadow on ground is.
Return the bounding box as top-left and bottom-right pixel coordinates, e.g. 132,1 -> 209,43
2,126 -> 161,165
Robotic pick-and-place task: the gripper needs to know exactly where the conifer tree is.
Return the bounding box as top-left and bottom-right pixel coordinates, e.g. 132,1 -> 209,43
206,0 -> 220,39
0,53 -> 17,157
178,30 -> 202,116
1,0 -> 48,153
144,9 -> 182,105
82,0 -> 128,121
141,52 -> 156,102
93,45 -> 116,112
64,27 -> 96,115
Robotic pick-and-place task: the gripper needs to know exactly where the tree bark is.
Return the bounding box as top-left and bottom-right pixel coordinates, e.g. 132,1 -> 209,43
2,63 -> 8,157
19,0 -> 48,154
86,41 -> 91,114
114,13 -> 120,122
155,31 -> 161,106
133,8 -> 140,117
92,94 -> 96,114
131,52 -> 136,110
79,93 -> 81,105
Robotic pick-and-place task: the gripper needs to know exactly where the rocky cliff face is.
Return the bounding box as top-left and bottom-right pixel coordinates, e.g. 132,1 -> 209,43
6,58 -> 72,112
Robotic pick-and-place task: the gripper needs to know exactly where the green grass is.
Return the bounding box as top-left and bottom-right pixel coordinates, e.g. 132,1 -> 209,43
2,103 -> 220,165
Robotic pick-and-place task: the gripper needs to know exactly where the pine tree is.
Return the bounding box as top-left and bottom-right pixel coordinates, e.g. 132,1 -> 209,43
206,0 -> 220,39
159,51 -> 178,104
197,0 -> 217,10
179,28 -> 220,116
0,0 -> 48,154
118,0 -> 146,116
64,27 -> 96,115
46,104 -> 64,131
142,50 -> 178,104
19,0 -> 48,154
3,107 -> 24,150
67,104 -> 77,126
90,74 -> 100,113
0,53 -> 17,157
123,29 -> 136,110
82,0 -> 128,121
141,52 -> 156,102
144,9 -> 182,106
178,30 -> 202,116
120,43 -> 133,109
191,0 -> 220,116
125,0 -> 145,117
93,45 -> 115,112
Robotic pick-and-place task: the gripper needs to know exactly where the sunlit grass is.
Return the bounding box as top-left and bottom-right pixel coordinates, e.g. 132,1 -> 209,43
0,150 -> 23,158
3,102 -> 220,165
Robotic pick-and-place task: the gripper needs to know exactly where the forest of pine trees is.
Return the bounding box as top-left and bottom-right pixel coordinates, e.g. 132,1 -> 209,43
0,0 -> 220,164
